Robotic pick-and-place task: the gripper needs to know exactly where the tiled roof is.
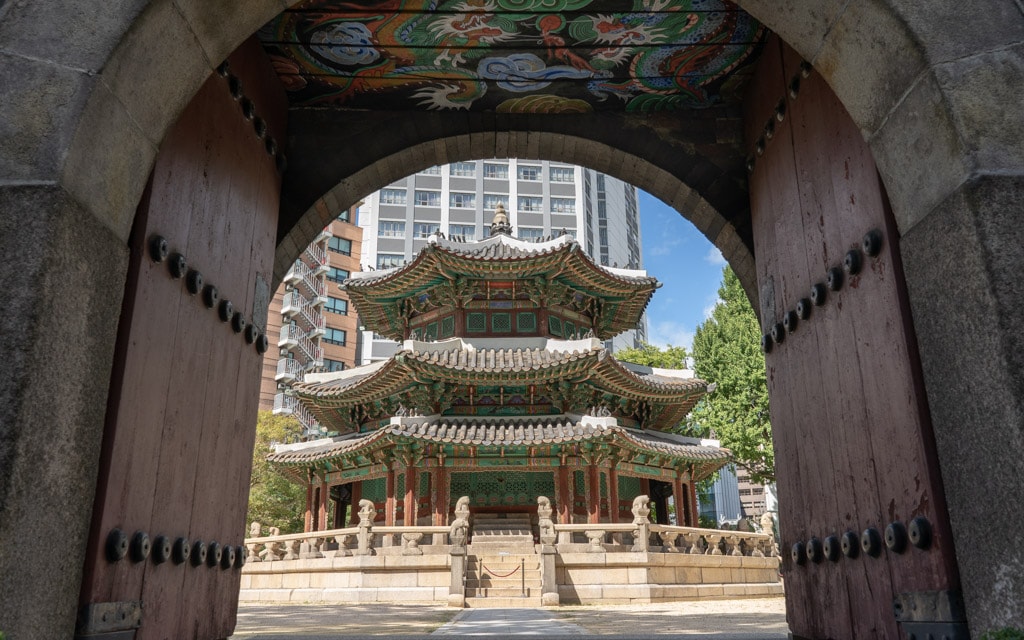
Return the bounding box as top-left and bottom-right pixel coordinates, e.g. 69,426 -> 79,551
267,417 -> 730,466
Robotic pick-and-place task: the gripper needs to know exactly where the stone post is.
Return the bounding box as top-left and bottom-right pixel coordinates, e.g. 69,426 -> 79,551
448,548 -> 467,608
354,499 -> 376,556
630,495 -> 651,553
539,544 -> 559,606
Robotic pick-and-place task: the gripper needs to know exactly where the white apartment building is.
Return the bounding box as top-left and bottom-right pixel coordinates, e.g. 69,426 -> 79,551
356,159 -> 647,363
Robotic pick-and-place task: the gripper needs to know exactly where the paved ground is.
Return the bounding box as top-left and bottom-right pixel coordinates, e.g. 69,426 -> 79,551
230,597 -> 789,639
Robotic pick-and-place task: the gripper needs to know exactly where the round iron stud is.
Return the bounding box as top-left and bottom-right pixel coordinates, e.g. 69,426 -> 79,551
810,283 -> 827,306
909,517 -> 932,550
202,284 -> 219,309
844,249 -> 863,275
240,98 -> 255,120
823,535 -> 841,562
863,229 -> 884,257
761,333 -> 773,354
783,310 -> 799,333
774,99 -> 787,123
172,537 -> 190,565
186,270 -> 203,295
216,61 -> 231,77
256,333 -> 269,355
885,521 -> 908,554
841,531 -> 860,559
265,137 -> 278,156
806,537 -> 823,563
799,60 -> 813,78
191,540 -> 207,567
796,298 -> 812,320
208,541 -> 222,567
253,116 -> 267,139
244,324 -> 258,345
218,299 -> 233,322
222,545 -> 236,570
764,119 -> 776,140
791,541 -> 806,566
755,137 -> 766,157
861,527 -> 882,557
105,528 -> 129,562
789,76 -> 801,99
152,535 -> 172,565
771,322 -> 786,345
232,312 -> 247,334
236,545 -> 247,568
149,235 -> 169,263
745,156 -> 755,173
130,531 -> 151,563
827,267 -> 844,291
169,253 -> 187,279
228,75 -> 243,100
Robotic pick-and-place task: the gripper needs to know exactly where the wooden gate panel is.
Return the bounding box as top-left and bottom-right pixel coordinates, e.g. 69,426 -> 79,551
746,37 -> 960,638
79,38 -> 285,640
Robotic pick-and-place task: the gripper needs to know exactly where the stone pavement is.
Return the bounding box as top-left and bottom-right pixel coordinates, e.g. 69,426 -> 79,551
230,597 -> 789,638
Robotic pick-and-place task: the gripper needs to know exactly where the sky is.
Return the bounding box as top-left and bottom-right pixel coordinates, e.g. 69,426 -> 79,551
636,190 -> 727,352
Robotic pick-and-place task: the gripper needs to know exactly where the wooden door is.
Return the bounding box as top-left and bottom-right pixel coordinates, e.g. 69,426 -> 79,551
76,39 -> 286,639
746,38 -> 964,638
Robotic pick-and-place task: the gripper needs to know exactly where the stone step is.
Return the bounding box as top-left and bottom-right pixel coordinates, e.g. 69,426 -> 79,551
466,572 -> 541,584
464,596 -> 544,608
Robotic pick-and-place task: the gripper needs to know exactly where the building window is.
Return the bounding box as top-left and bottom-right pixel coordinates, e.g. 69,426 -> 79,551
378,220 -> 405,238
418,166 -> 441,175
414,222 -> 440,238
483,163 -> 508,179
323,359 -> 346,372
380,188 -> 407,205
551,197 -> 576,213
449,192 -> 476,209
328,237 -> 352,256
377,253 -> 404,269
324,328 -> 347,346
450,224 -> 476,241
449,161 -> 476,177
483,194 -> 509,211
325,297 -> 348,315
517,165 -> 541,181
327,267 -> 350,283
414,190 -> 441,207
518,196 -> 543,212
518,227 -> 545,241
550,166 -> 574,182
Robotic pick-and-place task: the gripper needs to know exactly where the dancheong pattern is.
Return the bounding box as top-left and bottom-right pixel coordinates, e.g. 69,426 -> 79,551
259,0 -> 765,111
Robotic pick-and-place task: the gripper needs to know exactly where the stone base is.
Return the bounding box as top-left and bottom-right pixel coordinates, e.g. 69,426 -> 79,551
447,594 -> 465,608
541,592 -> 560,606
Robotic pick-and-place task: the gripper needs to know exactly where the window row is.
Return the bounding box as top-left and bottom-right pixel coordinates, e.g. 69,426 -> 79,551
379,190 -> 573,214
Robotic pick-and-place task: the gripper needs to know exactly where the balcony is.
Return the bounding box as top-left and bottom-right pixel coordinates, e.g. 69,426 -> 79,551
275,358 -> 303,383
281,290 -> 302,316
271,393 -> 321,434
316,226 -> 333,242
278,324 -> 300,348
286,259 -> 326,299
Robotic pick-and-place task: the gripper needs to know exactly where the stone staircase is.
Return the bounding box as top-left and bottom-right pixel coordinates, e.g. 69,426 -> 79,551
464,553 -> 542,608
470,513 -> 535,549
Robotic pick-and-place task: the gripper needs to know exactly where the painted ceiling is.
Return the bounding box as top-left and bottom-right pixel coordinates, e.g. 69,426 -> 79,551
259,0 -> 765,112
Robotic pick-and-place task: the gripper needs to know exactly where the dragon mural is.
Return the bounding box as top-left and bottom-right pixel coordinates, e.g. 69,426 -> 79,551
259,0 -> 765,112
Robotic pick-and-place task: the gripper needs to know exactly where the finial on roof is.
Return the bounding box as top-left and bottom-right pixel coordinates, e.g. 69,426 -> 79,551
490,202 -> 513,237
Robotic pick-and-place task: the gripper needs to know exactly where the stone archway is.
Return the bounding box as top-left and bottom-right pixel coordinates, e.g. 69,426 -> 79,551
1,1 -> 1022,638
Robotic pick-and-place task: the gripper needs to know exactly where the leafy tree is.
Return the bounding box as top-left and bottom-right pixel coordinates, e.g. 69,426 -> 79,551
614,343 -> 689,369
690,267 -> 774,484
246,411 -> 306,534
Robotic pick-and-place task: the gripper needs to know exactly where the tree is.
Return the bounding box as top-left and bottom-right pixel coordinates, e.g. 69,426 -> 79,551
690,267 -> 774,484
614,343 -> 689,369
246,411 -> 306,534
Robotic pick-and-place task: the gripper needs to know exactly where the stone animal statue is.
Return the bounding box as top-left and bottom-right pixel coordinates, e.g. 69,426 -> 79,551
449,496 -> 471,549
537,496 -> 556,545
631,494 -> 651,524
249,521 -> 262,538
358,499 -> 376,525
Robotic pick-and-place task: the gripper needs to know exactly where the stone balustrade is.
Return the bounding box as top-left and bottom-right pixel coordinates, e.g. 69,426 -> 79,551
550,523 -> 776,557
244,523 -> 450,560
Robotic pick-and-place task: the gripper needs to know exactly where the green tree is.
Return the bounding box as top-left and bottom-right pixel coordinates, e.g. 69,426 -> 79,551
246,411 -> 306,534
691,267 -> 774,484
614,343 -> 689,369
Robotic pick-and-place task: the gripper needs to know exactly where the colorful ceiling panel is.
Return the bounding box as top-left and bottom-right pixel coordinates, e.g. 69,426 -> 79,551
259,0 -> 765,112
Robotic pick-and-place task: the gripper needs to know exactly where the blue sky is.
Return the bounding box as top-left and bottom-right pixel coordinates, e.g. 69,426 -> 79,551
637,190 -> 726,351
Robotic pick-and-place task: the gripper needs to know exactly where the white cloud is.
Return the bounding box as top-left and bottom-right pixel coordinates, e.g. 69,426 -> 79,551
647,320 -> 695,352
705,247 -> 726,266
649,237 -> 682,257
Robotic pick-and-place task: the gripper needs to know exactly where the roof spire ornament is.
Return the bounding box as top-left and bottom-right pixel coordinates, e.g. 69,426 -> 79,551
490,202 -> 513,237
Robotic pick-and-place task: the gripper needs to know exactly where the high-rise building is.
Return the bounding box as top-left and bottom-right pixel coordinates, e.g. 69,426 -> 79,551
259,203 -> 362,435
357,160 -> 647,364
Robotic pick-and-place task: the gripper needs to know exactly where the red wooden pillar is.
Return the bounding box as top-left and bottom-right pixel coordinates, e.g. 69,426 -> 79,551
385,467 -> 396,526
434,466 -> 450,525
349,482 -> 362,526
687,479 -> 698,527
404,463 -> 417,526
672,473 -> 686,526
608,464 -> 620,523
587,463 -> 600,524
556,464 -> 571,524
317,477 -> 329,531
304,480 -> 314,533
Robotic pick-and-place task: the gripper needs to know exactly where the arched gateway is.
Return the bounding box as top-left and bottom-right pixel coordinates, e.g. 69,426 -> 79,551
1,1 -> 1021,639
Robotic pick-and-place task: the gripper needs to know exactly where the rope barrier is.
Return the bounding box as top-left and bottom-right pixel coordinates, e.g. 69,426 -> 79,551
481,563 -> 521,578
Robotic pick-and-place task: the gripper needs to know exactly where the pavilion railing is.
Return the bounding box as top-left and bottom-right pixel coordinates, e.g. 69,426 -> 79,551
244,523 -> 451,562
552,522 -> 777,557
